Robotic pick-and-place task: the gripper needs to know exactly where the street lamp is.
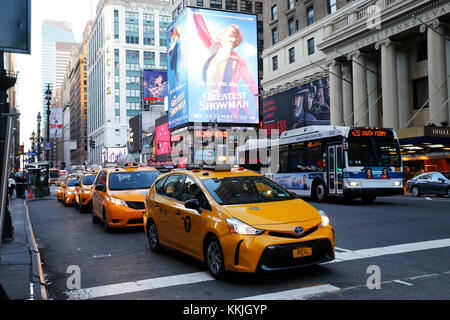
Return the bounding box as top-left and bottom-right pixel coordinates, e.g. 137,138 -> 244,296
30,130 -> 36,162
44,84 -> 52,163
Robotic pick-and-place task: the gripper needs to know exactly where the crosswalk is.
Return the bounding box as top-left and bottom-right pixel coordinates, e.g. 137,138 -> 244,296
64,237 -> 450,300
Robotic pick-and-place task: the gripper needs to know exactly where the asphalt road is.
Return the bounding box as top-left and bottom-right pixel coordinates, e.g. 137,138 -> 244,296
28,190 -> 450,301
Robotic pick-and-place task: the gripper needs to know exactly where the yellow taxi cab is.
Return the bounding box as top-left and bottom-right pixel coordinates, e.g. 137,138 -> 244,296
56,179 -> 66,201
143,165 -> 335,279
91,156 -> 160,232
74,173 -> 97,212
63,177 -> 81,207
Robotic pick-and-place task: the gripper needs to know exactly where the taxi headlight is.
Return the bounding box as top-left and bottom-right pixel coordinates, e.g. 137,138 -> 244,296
350,181 -> 359,187
394,181 -> 401,186
66,190 -> 73,195
225,218 -> 265,235
318,210 -> 330,227
111,197 -> 128,207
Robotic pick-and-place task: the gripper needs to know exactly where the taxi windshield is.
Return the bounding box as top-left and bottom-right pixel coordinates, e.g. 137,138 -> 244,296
82,175 -> 95,185
203,176 -> 296,205
108,171 -> 160,191
67,179 -> 79,187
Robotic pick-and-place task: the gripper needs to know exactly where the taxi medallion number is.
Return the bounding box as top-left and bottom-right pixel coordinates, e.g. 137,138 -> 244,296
292,247 -> 312,258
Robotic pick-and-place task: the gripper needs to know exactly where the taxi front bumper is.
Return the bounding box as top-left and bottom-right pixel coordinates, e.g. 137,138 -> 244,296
106,203 -> 146,228
64,192 -> 76,205
219,225 -> 335,273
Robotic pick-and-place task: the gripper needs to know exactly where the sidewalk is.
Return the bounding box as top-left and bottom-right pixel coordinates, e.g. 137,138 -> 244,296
0,193 -> 48,300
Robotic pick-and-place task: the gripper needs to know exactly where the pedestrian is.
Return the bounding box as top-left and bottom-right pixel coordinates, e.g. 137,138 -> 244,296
8,174 -> 16,199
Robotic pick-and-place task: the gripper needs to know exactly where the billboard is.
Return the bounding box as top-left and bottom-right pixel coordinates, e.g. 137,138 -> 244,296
102,147 -> 128,164
262,77 -> 331,133
168,7 -> 259,129
49,108 -> 63,139
155,114 -> 170,160
143,69 -> 168,103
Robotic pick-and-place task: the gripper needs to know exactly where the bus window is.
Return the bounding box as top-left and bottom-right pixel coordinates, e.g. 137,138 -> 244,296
306,143 -> 325,172
291,142 -> 306,172
279,145 -> 289,173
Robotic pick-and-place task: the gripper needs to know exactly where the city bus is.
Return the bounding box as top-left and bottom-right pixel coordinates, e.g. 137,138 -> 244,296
236,126 -> 404,203
49,168 -> 59,185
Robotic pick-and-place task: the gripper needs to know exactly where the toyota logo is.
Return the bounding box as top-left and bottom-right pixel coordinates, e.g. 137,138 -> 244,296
294,226 -> 303,235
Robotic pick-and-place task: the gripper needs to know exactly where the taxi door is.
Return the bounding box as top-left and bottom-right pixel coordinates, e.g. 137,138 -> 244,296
92,171 -> 107,218
175,176 -> 209,258
152,174 -> 185,246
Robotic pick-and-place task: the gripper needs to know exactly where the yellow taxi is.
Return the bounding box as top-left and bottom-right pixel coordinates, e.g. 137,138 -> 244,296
91,157 -> 160,232
143,166 -> 335,279
63,177 -> 80,207
56,179 -> 66,201
75,173 -> 97,212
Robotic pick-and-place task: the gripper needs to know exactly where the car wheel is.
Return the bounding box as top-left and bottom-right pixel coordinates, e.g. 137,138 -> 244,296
411,186 -> 420,197
79,204 -> 85,213
312,181 -> 327,202
447,188 -> 450,198
361,195 -> 376,203
147,220 -> 164,253
103,209 -> 112,233
92,211 -> 100,224
205,237 -> 226,280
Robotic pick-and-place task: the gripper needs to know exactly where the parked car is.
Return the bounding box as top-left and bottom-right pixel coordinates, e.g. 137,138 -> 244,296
406,172 -> 450,197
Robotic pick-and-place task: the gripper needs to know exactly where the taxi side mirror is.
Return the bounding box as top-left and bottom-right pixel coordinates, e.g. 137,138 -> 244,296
185,199 -> 200,211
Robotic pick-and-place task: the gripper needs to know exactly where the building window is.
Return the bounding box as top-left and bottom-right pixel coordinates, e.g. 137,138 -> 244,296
144,51 -> 155,67
125,11 -> 139,44
196,0 -> 204,6
114,10 -> 119,42
307,7 -> 314,26
255,2 -> 263,14
240,0 -> 252,13
287,0 -> 294,11
289,47 -> 295,63
210,0 -> 222,9
417,39 -> 428,62
272,56 -> 278,71
307,38 -> 315,55
288,18 -> 295,36
272,27 -> 278,45
271,5 -> 277,21
160,52 -> 168,68
328,0 -> 337,14
159,15 -> 170,47
413,77 -> 429,109
226,0 -> 237,10
143,14 -> 155,46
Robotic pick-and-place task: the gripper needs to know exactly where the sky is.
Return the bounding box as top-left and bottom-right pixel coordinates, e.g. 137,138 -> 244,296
16,0 -> 99,151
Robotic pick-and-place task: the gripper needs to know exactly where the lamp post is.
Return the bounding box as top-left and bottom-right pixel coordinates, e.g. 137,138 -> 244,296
37,112 -> 41,162
44,84 -> 52,163
29,130 -> 35,162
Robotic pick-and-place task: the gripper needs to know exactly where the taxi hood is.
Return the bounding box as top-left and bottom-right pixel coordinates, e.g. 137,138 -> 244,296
222,199 -> 321,228
108,189 -> 148,202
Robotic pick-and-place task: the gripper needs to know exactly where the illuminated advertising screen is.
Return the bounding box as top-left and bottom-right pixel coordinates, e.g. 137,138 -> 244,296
168,7 -> 259,129
49,108 -> 63,139
102,147 -> 128,164
262,77 -> 330,133
143,69 -> 168,103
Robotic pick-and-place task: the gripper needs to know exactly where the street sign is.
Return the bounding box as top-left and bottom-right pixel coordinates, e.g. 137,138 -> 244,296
44,142 -> 53,151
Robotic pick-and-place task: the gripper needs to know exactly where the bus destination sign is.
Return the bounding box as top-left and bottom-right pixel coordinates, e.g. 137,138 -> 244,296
349,129 -> 390,138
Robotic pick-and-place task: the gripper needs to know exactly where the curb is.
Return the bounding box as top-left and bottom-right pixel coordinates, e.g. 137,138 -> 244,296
24,199 -> 49,300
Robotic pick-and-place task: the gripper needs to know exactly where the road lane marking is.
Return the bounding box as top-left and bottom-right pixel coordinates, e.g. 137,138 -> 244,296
392,280 -> 413,286
425,197 -> 432,200
335,247 -> 351,252
65,271 -> 214,300
64,238 -> 450,300
329,238 -> 450,263
237,284 -> 341,300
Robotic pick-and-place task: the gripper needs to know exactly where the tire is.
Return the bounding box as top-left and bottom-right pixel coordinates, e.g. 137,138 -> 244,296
361,195 -> 376,203
79,204 -> 85,213
204,236 -> 226,280
312,181 -> 327,202
447,188 -> 450,198
103,209 -> 112,233
147,220 -> 165,253
411,186 -> 420,197
92,211 -> 100,224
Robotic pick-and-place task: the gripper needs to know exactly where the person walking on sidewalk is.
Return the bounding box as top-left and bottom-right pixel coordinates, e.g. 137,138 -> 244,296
8,174 -> 16,199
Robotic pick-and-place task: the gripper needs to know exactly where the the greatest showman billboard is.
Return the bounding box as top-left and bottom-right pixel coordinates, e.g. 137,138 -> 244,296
167,7 -> 259,129
262,77 -> 331,133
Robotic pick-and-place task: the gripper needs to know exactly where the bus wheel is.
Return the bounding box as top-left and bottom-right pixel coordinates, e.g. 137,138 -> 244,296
361,195 -> 376,203
312,181 -> 327,202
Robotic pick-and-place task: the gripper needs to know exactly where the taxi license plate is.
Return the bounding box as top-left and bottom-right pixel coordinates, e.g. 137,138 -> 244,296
292,247 -> 312,258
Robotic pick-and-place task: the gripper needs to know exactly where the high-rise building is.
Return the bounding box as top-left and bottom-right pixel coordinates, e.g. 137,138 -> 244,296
87,0 -> 170,165
42,20 -> 75,126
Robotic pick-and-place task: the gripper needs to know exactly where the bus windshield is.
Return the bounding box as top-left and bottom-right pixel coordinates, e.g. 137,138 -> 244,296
203,176 -> 297,205
347,138 -> 401,167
